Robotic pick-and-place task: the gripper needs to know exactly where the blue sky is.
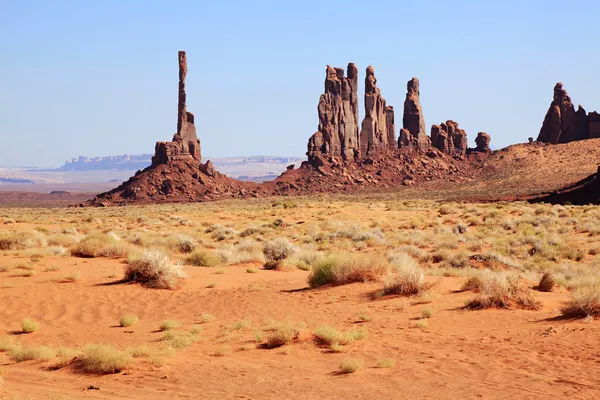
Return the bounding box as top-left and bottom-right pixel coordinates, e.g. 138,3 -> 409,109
1,0 -> 599,166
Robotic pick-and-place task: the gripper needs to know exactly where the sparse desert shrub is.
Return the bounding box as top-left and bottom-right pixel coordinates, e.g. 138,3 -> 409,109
421,307 -> 434,319
159,320 -> 180,331
382,255 -> 428,296
220,239 -> 265,265
339,358 -> 363,374
63,271 -> 81,282
212,345 -> 231,357
561,281 -> 600,317
454,222 -> 468,234
313,325 -> 368,348
313,325 -> 345,347
438,204 -> 456,215
70,233 -> 131,258
124,250 -> 186,289
10,345 -> 56,363
376,358 -> 395,368
264,320 -> 306,348
77,345 -> 131,373
185,250 -> 221,267
308,253 -> 388,288
46,245 -> 67,256
21,317 -> 40,333
127,345 -> 153,359
0,231 -> 46,251
0,335 -> 18,352
161,329 -> 199,349
119,315 -> 138,327
173,235 -> 197,253
536,272 -> 555,292
464,273 -> 540,310
263,238 -> 296,269
200,314 -> 215,323
240,226 -> 261,237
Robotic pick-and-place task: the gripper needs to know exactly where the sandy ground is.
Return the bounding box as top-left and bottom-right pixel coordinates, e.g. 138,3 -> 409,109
1,255 -> 599,400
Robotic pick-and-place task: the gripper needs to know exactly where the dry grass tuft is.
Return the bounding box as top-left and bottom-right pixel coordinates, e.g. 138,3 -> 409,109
536,272 -> 556,292
339,358 -> 363,374
159,320 -> 180,331
263,238 -> 295,269
21,317 -> 40,333
264,320 -> 306,348
464,273 -> 540,310
10,345 -> 56,363
76,344 -> 131,373
376,358 -> 395,368
561,281 -> 600,317
185,250 -> 221,267
382,254 -> 429,296
308,253 -> 388,288
119,315 -> 138,327
124,250 -> 186,289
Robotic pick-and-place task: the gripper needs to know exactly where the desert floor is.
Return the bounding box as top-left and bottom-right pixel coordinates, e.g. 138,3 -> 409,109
1,196 -> 599,399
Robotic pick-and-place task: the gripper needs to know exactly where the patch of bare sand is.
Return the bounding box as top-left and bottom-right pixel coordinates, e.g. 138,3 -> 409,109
1,256 -> 599,399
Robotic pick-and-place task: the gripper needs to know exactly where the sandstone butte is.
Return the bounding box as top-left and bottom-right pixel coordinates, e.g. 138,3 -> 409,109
81,51 -> 600,207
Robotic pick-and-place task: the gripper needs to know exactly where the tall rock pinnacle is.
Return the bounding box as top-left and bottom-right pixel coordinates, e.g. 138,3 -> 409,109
307,64 -> 360,165
152,51 -> 201,165
359,66 -> 396,154
401,78 -> 430,148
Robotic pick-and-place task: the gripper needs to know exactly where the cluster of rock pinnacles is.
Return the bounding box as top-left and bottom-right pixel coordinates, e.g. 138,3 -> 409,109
153,52 -> 492,175
306,63 -> 491,168
150,51 -> 598,178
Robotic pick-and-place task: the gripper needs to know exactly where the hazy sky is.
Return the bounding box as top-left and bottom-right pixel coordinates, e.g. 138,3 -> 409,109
1,0 -> 599,167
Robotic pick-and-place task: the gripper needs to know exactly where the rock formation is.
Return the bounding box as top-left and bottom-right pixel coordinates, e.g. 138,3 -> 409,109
152,51 -> 202,165
359,66 -> 396,154
401,78 -> 430,148
307,64 -> 360,166
474,132 -> 491,152
589,112 -> 600,138
430,121 -> 467,156
537,83 -> 598,144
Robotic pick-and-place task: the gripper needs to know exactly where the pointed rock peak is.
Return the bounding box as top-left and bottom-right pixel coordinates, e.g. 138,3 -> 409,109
407,77 -> 420,94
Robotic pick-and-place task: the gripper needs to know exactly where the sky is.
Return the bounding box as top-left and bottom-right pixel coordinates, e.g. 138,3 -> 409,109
1,0 -> 599,167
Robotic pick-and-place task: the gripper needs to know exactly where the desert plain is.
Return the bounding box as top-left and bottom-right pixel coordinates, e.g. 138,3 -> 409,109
1,196 -> 600,399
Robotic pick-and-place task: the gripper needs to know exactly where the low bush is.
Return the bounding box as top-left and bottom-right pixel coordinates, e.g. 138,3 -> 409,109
185,250 -> 221,267
77,345 -> 131,373
21,317 -> 40,333
263,238 -> 295,269
561,281 -> 600,317
119,315 -> 138,327
339,358 -> 363,374
382,254 -> 428,296
464,273 -> 540,310
124,250 -> 186,289
308,253 -> 388,288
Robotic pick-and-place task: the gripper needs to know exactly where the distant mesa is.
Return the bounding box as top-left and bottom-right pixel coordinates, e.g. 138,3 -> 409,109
537,82 -> 600,144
